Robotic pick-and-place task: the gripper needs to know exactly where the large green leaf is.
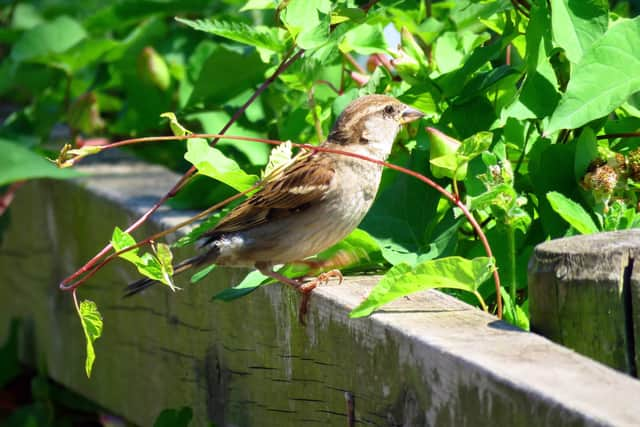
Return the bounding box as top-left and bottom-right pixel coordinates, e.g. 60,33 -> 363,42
0,139 -> 81,186
550,0 -> 608,64
187,46 -> 267,106
175,17 -> 287,52
350,256 -> 494,318
546,17 -> 640,133
11,15 -> 87,62
184,139 -> 258,192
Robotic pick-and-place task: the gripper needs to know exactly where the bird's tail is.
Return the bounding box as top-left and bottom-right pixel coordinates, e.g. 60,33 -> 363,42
123,248 -> 217,297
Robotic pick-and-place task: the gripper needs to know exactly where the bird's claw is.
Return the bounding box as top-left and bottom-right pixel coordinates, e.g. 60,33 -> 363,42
296,269 -> 344,325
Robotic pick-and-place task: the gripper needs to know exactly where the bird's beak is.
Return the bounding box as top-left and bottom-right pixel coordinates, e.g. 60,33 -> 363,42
399,106 -> 425,124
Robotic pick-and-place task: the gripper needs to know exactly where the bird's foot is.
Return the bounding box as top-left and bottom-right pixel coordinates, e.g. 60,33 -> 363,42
296,270 -> 343,323
256,263 -> 343,325
299,269 -> 343,292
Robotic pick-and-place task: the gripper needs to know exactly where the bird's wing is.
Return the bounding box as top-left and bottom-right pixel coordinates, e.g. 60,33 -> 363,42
205,151 -> 336,235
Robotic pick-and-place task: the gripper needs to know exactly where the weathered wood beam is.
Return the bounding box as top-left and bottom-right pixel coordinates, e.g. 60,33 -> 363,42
1,158 -> 639,426
529,230 -> 640,376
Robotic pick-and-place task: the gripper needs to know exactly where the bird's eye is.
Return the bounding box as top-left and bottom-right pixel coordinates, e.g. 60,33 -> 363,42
383,105 -> 395,115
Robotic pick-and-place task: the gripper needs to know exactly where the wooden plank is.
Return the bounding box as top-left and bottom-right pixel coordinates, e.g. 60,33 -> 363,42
529,231 -> 640,375
2,159 -> 640,426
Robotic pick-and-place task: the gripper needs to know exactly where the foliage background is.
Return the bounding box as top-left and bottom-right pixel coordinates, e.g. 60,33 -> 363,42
2,0 -> 640,356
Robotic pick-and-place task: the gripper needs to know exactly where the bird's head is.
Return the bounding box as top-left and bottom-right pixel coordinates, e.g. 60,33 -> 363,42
327,94 -> 424,159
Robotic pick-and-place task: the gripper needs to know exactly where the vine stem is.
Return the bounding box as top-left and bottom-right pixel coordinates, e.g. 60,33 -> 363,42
59,132 -> 503,319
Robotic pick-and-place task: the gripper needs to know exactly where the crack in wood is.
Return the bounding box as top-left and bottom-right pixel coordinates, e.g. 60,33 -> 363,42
622,253 -> 637,377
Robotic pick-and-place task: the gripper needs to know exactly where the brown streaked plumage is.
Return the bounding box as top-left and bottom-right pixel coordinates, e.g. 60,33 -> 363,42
125,95 -> 424,298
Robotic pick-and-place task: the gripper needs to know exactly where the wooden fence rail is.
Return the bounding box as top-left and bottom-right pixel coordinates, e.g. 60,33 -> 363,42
1,158 -> 639,426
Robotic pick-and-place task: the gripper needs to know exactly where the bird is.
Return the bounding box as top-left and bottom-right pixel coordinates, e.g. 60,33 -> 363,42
125,94 -> 424,308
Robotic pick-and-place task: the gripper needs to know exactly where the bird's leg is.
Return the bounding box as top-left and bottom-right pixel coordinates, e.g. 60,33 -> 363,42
255,263 -> 342,325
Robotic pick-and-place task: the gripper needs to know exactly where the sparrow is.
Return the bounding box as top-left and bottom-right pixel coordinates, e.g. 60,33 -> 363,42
125,95 -> 424,300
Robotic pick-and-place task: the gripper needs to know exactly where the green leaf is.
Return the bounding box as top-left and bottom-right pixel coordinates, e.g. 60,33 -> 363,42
350,256 -> 494,318
501,289 -> 530,330
546,191 -> 599,234
339,23 -> 388,55
361,147 -> 441,265
550,0 -> 608,64
546,17 -> 640,133
176,18 -> 285,52
280,0 -> 332,49
189,110 -> 270,166
111,228 -> 177,289
111,226 -> 140,263
160,112 -> 191,137
155,243 -> 175,289
331,7 -> 366,25
213,270 -> 270,301
427,127 -> 467,180
46,38 -> 119,74
11,15 -> 87,62
501,1 -> 560,121
184,139 -> 258,192
0,139 -> 81,186
190,264 -> 217,284
77,300 -> 102,378
468,184 -> 516,211
460,131 -> 493,158
187,46 -> 267,106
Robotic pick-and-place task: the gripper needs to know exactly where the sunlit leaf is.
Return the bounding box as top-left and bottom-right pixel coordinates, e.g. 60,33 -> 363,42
77,300 -> 102,378
176,18 -> 286,52
550,0 -> 608,63
184,139 -> 258,192
546,191 -> 599,234
350,257 -> 494,318
339,23 -> 388,55
546,17 -> 640,133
